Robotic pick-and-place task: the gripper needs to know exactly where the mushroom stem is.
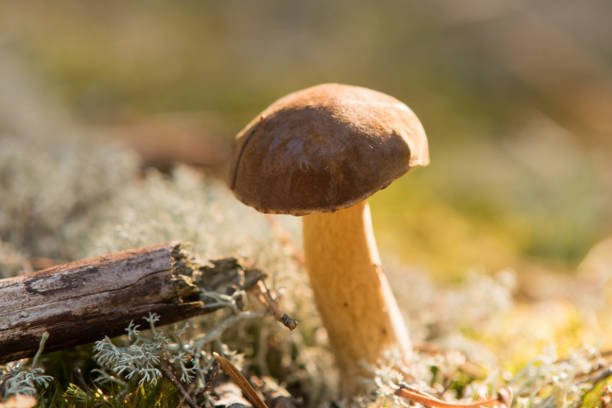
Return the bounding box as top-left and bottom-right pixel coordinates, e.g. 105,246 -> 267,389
302,200 -> 411,396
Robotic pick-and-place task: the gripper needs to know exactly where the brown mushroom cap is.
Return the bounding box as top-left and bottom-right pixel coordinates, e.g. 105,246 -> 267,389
228,83 -> 429,215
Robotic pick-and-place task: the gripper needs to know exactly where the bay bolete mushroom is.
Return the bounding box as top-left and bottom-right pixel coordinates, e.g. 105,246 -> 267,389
228,83 -> 429,396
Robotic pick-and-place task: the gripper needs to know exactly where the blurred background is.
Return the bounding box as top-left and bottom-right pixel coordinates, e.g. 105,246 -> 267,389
1,0 -> 611,281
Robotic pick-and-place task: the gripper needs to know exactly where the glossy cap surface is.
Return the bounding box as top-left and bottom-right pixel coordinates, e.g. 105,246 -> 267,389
229,83 -> 429,215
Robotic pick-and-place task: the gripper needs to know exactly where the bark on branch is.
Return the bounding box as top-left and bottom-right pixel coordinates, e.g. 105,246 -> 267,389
0,242 -> 263,364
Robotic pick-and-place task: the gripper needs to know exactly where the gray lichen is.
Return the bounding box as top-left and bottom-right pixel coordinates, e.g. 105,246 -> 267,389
0,333 -> 53,399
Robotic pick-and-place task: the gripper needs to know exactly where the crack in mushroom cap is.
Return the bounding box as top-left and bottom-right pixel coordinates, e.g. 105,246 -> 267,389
229,83 -> 429,215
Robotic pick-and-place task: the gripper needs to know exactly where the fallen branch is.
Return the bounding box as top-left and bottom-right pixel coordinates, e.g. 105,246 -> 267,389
0,242 -> 288,364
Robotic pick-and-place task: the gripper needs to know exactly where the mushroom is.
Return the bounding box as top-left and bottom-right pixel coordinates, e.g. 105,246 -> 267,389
228,83 -> 429,396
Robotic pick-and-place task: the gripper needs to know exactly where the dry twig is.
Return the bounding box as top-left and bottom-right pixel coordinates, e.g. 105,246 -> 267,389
213,352 -> 269,408
251,279 -> 297,330
578,368 -> 612,385
395,384 -> 512,408
160,358 -> 199,408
